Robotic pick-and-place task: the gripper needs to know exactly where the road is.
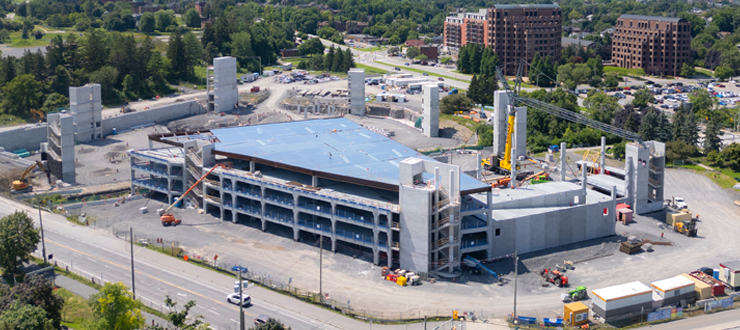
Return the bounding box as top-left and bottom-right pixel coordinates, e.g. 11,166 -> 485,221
0,196 -> 461,330
643,307 -> 740,330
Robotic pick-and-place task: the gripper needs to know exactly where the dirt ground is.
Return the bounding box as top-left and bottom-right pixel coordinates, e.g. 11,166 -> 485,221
77,167 -> 740,320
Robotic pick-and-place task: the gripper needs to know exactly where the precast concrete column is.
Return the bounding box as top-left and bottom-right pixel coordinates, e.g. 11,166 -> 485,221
232,186 -> 237,223
510,130 -> 517,188
249,161 -> 255,173
148,140 -> 153,150
560,142 -> 567,182
611,185 -> 617,202
600,136 -> 606,171
476,153 -> 482,180
486,190 -> 494,259
433,167 -> 440,262
372,211 -> 379,263
219,174 -> 225,221
130,156 -> 136,194
581,164 -> 588,193
293,193 -> 300,241
625,156 -> 635,210
260,185 -> 267,231
312,175 -> 318,187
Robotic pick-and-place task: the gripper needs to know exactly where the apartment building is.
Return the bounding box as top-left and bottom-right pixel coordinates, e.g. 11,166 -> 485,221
611,15 -> 692,76
443,9 -> 488,51
487,4 -> 562,75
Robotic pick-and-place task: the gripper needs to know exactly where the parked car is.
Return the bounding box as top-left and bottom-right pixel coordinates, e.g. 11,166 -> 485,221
227,293 -> 251,306
718,84 -> 726,88
438,77 -> 444,81
394,67 -> 400,71
404,62 -> 410,66
232,266 -> 248,273
698,267 -> 714,276
422,72 -> 429,76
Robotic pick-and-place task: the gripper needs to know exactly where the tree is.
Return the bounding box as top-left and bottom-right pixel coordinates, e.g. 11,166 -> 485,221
298,38 -> 324,57
405,46 -> 420,60
467,75 -> 483,105
476,124 -> 492,147
324,47 -> 335,72
162,296 -> 209,330
0,211 -> 40,274
0,74 -> 42,118
440,94 -> 472,114
184,9 -> 201,29
680,63 -> 696,77
604,74 -> 619,88
84,282 -> 145,330
558,63 -> 591,90
612,141 -> 626,159
42,93 -> 69,114
167,29 -> 189,81
639,109 -> 659,141
388,46 -> 400,55
90,66 -> 120,102
155,10 -> 176,31
586,56 -> 603,77
632,88 -> 654,109
417,55 -> 428,61
689,89 -> 717,119
584,91 -> 619,124
666,140 -> 698,162
0,275 -> 65,328
704,114 -> 722,153
0,302 -> 52,330
714,66 -> 734,81
721,142 -> 740,170
139,12 -> 155,33
229,31 -> 254,67
479,48 -> 499,77
341,48 -> 354,72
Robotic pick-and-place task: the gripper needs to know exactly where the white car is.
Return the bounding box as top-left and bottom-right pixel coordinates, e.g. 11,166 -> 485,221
227,293 -> 251,306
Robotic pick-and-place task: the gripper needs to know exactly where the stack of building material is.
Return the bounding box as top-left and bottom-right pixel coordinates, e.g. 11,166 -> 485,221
650,275 -> 696,307
591,281 -> 653,320
680,273 -> 712,300
666,210 -> 692,226
689,271 -> 727,296
619,237 -> 643,254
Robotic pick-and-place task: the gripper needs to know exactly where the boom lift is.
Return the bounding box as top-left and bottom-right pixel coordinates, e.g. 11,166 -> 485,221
12,160 -> 48,192
463,255 -> 502,283
158,163 -> 229,226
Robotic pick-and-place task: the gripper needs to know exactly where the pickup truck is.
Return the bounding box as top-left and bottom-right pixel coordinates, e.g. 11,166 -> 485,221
673,196 -> 688,209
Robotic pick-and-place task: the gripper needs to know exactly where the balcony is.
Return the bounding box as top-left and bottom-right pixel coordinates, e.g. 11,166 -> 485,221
264,194 -> 294,207
234,203 -> 261,217
335,209 -> 374,227
297,201 -> 333,215
235,187 -> 262,199
297,219 -> 331,234
264,210 -> 294,225
336,229 -> 374,246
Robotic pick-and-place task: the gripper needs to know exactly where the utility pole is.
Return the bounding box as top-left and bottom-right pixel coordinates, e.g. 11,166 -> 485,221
319,234 -> 323,302
130,227 -> 136,299
239,266 -> 245,330
513,250 -> 518,320
38,199 -> 47,265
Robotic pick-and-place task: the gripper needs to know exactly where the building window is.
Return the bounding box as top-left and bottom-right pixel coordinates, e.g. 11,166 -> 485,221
496,228 -> 501,236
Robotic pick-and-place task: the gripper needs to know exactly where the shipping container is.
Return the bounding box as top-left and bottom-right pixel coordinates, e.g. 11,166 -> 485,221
564,302 -> 588,326
719,261 -> 740,289
651,275 -> 696,306
591,281 -> 653,320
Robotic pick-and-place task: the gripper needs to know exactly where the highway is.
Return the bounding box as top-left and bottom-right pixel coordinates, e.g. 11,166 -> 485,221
0,196 -> 456,330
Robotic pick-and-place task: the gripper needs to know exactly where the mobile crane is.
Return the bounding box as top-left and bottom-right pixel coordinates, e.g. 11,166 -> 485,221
482,106 -> 518,175
12,160 -> 48,192
158,163 -> 229,226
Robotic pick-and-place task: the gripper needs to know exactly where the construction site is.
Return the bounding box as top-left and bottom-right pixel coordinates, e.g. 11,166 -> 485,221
1,58 -> 739,327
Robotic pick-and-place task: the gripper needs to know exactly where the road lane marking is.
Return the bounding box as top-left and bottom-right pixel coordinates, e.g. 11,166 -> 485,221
44,238 -> 255,318
209,310 -> 221,316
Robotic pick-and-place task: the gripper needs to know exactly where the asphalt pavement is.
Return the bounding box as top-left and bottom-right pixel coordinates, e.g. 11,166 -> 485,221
0,196 -> 471,330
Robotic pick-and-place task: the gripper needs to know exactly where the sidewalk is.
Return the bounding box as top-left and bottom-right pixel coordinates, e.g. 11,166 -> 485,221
54,275 -> 169,328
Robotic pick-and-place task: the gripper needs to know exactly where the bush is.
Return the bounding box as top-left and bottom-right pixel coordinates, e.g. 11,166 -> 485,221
439,94 -> 472,114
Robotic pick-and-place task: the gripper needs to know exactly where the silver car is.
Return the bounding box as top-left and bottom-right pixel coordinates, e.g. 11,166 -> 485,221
227,293 -> 251,306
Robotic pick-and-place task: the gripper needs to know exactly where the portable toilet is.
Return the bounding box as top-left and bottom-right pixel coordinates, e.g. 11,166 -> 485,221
564,301 -> 589,326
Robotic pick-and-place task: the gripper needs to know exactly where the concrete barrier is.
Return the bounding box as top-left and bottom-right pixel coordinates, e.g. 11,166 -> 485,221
102,101 -> 204,136
0,125 -> 48,152
0,101 -> 204,152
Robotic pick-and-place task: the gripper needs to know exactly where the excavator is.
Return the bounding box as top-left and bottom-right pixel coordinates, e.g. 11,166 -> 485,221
30,109 -> 45,123
158,163 -> 229,226
12,160 -> 48,192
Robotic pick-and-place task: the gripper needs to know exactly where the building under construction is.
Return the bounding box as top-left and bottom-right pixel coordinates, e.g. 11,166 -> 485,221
129,117 -> 620,277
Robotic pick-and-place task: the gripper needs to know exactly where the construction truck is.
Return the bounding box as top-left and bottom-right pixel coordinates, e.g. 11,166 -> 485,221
482,106 -> 518,176
675,216 -> 698,237
671,196 -> 688,210
12,160 -> 47,192
30,109 -> 45,123
540,268 -> 568,287
567,286 -> 588,301
158,163 -> 230,226
120,106 -> 133,113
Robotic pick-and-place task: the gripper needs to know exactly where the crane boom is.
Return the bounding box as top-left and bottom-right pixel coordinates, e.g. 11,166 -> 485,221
495,60 -> 645,147
501,106 -> 516,172
162,163 -> 227,214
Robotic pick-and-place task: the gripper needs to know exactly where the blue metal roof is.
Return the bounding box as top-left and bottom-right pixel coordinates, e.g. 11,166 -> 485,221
210,118 -> 489,193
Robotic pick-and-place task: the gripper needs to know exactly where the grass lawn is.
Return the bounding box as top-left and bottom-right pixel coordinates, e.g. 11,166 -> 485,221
355,63 -> 390,76
354,46 -> 384,52
374,61 -> 468,82
695,68 -> 713,78
604,66 -> 646,76
56,288 -> 94,329
440,113 -> 479,131
667,159 -> 740,189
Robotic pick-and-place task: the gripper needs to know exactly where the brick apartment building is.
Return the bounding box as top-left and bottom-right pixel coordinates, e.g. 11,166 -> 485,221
611,15 -> 692,77
444,5 -> 562,75
443,9 -> 488,51
487,4 -> 562,75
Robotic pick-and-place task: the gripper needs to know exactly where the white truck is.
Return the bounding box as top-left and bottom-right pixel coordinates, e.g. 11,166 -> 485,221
672,196 -> 688,209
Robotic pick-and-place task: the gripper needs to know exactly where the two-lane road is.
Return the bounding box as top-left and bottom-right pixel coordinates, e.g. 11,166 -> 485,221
0,196 -> 455,330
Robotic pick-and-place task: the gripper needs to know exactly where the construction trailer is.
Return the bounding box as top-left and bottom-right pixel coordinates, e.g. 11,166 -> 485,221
591,281 -> 653,320
719,261 -> 740,289
563,302 -> 589,326
680,273 -> 713,300
650,276 -> 696,307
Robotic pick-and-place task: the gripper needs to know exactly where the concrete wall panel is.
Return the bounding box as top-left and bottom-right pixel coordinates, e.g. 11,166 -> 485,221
0,125 -> 48,152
